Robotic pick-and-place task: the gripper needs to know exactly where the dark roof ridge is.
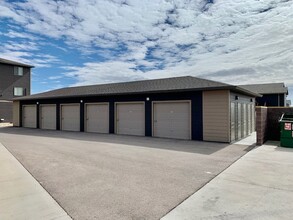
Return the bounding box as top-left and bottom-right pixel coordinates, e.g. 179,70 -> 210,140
28,76 -> 196,94
239,82 -> 285,86
14,75 -> 260,100
63,75 -> 230,90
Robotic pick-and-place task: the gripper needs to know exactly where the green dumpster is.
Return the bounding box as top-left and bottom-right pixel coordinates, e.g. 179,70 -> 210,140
279,114 -> 293,148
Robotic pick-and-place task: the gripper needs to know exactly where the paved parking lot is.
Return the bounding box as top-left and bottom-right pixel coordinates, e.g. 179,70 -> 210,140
0,127 -> 252,220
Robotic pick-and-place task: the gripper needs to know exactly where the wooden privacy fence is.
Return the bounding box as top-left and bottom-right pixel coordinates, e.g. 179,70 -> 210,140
256,107 -> 293,145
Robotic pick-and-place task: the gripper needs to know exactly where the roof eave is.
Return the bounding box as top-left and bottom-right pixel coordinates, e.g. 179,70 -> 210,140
0,59 -> 34,68
257,91 -> 288,95
232,86 -> 262,97
0,62 -> 34,68
15,63 -> 35,68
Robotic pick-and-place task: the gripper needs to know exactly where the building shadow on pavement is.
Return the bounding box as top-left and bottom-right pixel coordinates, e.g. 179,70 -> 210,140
0,127 -> 250,155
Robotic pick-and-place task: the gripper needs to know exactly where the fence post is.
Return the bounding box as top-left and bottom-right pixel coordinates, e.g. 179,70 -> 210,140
256,106 -> 268,145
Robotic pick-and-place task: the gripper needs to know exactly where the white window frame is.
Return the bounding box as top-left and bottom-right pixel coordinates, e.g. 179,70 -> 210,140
14,66 -> 23,76
14,87 -> 24,96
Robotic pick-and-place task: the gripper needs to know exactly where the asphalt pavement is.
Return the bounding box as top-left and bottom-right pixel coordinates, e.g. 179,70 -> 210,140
0,127 -> 251,220
0,142 -> 71,220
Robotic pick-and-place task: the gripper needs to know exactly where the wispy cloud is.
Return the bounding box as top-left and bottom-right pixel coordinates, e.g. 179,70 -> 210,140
4,41 -> 39,51
0,0 -> 292,98
48,76 -> 63,80
0,47 -> 61,68
1,30 -> 39,40
63,61 -> 145,86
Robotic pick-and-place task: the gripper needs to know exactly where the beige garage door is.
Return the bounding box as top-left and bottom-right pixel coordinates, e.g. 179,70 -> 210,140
116,102 -> 145,136
153,101 -> 191,140
85,103 -> 109,133
61,104 -> 80,131
40,105 -> 56,130
22,105 -> 37,128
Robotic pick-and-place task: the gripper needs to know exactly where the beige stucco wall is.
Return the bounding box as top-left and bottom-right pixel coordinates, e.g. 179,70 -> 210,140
13,101 -> 20,127
203,90 -> 230,142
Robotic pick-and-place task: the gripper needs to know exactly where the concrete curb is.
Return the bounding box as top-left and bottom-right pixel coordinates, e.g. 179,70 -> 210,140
0,142 -> 72,220
161,141 -> 293,220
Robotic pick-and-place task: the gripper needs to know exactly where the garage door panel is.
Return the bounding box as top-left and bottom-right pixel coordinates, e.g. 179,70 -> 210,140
248,104 -> 252,134
61,104 -> 80,131
237,103 -> 242,139
40,105 -> 56,130
23,105 -> 37,128
153,102 -> 191,140
86,103 -> 109,133
230,102 -> 236,142
116,103 -> 145,136
243,104 -> 247,137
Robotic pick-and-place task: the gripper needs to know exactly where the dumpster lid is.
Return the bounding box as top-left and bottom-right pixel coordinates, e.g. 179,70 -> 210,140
279,113 -> 293,122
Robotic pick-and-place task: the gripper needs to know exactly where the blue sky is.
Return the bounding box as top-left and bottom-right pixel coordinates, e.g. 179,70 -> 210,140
0,0 -> 292,102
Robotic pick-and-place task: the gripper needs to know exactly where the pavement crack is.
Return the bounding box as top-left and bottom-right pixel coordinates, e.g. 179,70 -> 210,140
223,178 -> 293,192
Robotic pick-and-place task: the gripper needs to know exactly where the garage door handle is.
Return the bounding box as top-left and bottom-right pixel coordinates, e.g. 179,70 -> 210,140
86,118 -> 89,120
62,117 -> 64,120
154,120 -> 157,122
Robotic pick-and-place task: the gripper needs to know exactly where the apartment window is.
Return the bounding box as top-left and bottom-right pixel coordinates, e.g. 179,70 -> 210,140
14,66 -> 23,76
14,87 -> 24,96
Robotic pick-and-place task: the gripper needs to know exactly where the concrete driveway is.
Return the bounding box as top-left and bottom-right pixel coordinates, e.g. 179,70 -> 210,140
0,127 -> 253,220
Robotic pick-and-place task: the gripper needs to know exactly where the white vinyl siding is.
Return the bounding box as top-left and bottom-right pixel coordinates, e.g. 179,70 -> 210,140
203,90 -> 230,142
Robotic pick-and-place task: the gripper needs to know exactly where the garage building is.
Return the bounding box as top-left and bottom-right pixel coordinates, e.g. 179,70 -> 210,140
13,76 -> 260,143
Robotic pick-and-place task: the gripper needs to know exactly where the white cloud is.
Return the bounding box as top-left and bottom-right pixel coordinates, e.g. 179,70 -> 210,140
2,30 -> 39,40
0,3 -> 23,22
4,41 -> 39,51
0,0 -> 292,100
0,47 -> 60,68
63,61 -> 144,86
48,76 -> 63,80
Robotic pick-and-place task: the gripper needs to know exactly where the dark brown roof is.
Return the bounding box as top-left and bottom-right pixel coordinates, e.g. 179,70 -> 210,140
15,76 -> 260,100
0,58 -> 34,68
239,83 -> 288,95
